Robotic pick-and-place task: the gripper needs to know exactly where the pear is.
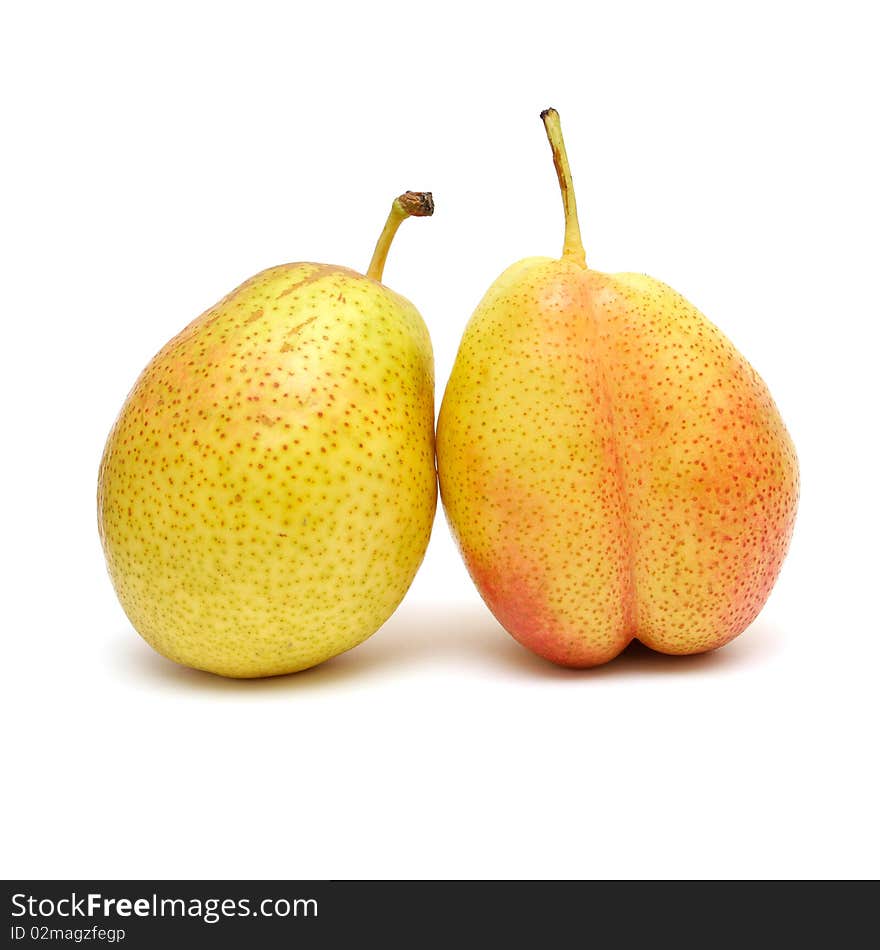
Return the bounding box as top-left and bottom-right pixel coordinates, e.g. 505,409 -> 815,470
437,110 -> 798,667
99,192 -> 437,677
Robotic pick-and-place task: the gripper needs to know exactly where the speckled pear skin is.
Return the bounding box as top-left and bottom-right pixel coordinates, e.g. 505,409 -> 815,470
98,262 -> 436,677
436,257 -> 798,667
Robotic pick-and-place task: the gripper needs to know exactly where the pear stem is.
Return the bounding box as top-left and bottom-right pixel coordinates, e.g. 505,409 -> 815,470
366,191 -> 434,282
540,108 -> 586,267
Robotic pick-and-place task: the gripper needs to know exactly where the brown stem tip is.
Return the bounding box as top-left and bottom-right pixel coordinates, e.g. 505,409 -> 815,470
397,191 -> 434,217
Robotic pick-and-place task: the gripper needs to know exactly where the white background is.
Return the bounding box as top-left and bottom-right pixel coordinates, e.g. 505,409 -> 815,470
2,0 -> 878,880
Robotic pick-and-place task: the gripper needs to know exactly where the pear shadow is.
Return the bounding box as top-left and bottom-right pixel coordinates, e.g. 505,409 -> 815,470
111,598 -> 784,693
111,636 -> 321,695
110,600 -> 522,694
583,621 -> 784,678
320,604 -> 786,681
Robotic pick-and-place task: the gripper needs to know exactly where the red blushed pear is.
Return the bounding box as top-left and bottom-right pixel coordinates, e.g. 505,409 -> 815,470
436,109 -> 798,667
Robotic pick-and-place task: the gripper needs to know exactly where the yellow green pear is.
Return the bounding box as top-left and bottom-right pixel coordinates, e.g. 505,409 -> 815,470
437,110 -> 798,667
98,192 -> 437,677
